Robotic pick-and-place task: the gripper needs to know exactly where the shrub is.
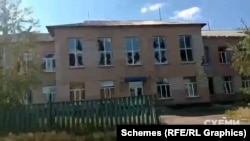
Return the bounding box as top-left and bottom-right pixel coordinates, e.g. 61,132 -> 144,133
0,131 -> 116,141
225,107 -> 250,121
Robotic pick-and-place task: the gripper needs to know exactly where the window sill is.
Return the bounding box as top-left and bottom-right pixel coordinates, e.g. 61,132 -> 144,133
44,71 -> 56,73
69,66 -> 84,69
155,62 -> 168,65
98,65 -> 114,68
186,96 -> 200,99
219,63 -> 231,65
181,61 -> 196,64
158,97 -> 173,100
202,63 -> 210,66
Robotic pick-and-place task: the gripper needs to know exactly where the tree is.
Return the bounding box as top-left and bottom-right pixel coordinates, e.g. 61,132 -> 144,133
0,0 -> 41,108
230,20 -> 250,104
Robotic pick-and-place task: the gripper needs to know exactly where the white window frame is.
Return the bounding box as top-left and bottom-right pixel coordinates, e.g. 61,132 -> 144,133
100,81 -> 114,99
68,38 -> 83,68
23,52 -> 33,72
184,78 -> 198,97
42,86 -> 56,102
153,37 -> 167,64
179,35 -> 193,62
156,78 -> 171,99
43,52 -> 55,72
98,38 -> 113,66
223,77 -> 234,94
129,81 -> 144,96
21,90 -> 32,105
219,47 -> 231,64
242,76 -> 250,88
70,88 -> 85,101
125,37 -> 141,65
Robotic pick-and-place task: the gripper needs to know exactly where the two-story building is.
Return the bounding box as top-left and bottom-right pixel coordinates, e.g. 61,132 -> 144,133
6,20 -> 246,105
202,30 -> 246,103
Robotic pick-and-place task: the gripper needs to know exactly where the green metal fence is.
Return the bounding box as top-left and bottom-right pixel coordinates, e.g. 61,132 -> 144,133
0,95 -> 159,134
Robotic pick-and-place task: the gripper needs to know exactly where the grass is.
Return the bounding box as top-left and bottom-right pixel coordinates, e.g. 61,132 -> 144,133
0,131 -> 116,141
225,106 -> 250,122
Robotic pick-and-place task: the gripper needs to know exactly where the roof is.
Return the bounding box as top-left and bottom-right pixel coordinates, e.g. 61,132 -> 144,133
49,20 -> 206,27
35,33 -> 54,42
202,30 -> 246,37
0,33 -> 54,42
47,20 -> 206,36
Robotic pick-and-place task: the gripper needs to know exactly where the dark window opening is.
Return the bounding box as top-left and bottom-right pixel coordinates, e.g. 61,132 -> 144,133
208,77 -> 215,95
204,46 -> 210,64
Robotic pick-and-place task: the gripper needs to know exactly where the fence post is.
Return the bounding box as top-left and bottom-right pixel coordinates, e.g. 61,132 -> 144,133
48,93 -> 53,131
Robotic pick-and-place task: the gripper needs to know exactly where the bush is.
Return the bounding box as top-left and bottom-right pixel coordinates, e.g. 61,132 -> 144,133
0,131 -> 116,141
239,92 -> 250,106
225,107 -> 250,121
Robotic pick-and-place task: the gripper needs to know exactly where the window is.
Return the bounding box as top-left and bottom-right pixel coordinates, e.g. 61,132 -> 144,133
153,37 -> 167,64
23,52 -> 33,72
70,82 -> 85,101
68,38 -> 83,67
203,46 -> 210,65
42,86 -> 56,102
129,81 -> 143,96
184,77 -> 198,97
223,76 -> 234,94
98,38 -> 113,66
242,76 -> 250,88
218,47 -> 231,64
22,89 -> 33,105
156,78 -> 171,98
43,52 -> 55,72
179,35 -> 193,62
100,81 -> 115,99
125,37 -> 141,65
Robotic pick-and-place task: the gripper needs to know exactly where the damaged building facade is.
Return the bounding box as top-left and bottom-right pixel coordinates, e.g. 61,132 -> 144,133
3,20 -> 246,105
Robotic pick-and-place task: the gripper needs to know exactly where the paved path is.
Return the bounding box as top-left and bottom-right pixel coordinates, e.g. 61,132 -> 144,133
160,114 -> 250,125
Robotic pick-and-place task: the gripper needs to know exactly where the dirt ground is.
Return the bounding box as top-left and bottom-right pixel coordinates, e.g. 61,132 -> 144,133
160,114 -> 250,125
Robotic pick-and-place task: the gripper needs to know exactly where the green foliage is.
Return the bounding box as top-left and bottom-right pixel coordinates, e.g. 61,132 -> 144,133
230,20 -> 250,98
225,107 -> 250,121
0,0 -> 41,108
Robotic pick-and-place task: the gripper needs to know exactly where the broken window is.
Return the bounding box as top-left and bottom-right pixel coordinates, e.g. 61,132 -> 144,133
179,35 -> 193,62
129,81 -> 143,96
125,37 -> 141,65
70,82 -> 85,101
218,47 -> 231,64
98,38 -> 113,66
68,38 -> 83,67
153,37 -> 167,64
223,76 -> 234,94
100,81 -> 115,99
43,52 -> 55,72
156,78 -> 171,98
42,86 -> 56,102
184,77 -> 198,97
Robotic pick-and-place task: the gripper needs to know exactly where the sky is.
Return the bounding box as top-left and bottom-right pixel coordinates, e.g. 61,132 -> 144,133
21,0 -> 250,33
